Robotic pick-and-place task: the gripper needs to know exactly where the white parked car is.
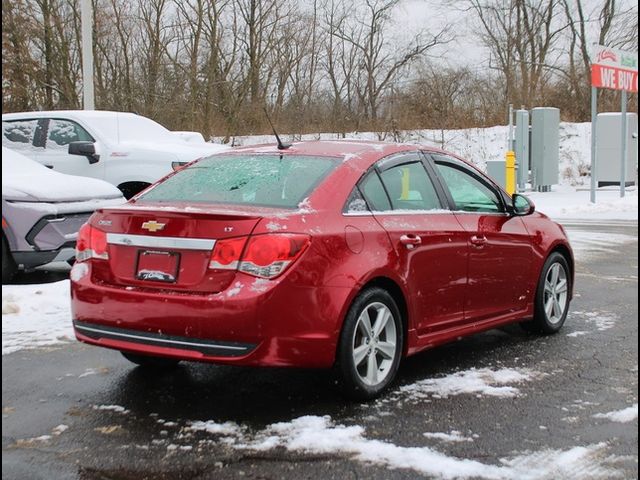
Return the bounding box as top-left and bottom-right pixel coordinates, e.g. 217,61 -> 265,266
2,147 -> 125,283
2,110 -> 230,198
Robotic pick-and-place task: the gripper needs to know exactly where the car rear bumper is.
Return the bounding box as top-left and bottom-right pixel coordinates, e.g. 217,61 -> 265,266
70,263 -> 352,368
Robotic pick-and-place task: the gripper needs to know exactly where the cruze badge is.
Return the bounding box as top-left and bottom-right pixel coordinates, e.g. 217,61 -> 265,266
141,220 -> 166,232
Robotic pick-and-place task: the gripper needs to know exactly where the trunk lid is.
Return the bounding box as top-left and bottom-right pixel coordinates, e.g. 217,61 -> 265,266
90,203 -> 264,293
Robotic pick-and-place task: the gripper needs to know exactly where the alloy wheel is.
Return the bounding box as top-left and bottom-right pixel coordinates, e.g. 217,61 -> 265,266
351,302 -> 397,386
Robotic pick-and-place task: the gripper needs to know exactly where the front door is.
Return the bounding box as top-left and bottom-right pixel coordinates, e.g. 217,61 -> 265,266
36,118 -> 104,179
430,154 -> 533,322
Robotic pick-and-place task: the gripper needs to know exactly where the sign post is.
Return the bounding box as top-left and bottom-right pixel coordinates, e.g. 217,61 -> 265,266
589,45 -> 638,202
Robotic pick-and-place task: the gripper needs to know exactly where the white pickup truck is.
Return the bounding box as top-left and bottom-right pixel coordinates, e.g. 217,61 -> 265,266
2,110 -> 229,198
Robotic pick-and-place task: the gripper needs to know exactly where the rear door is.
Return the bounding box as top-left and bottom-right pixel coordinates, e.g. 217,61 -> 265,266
428,153 -> 533,322
361,153 -> 469,336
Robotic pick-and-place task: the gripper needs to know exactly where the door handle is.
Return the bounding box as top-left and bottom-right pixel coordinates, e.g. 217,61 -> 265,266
400,234 -> 422,249
470,235 -> 487,247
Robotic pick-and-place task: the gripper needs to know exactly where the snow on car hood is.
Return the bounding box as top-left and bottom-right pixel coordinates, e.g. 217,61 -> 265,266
2,147 -> 124,202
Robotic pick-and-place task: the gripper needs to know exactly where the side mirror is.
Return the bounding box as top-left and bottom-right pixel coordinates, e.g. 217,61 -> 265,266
69,141 -> 100,164
511,193 -> 535,216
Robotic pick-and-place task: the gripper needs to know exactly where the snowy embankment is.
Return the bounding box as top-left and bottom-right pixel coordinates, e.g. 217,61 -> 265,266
215,122 -> 638,222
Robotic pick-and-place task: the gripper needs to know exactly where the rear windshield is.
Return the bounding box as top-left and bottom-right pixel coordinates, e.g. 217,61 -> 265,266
137,154 -> 339,208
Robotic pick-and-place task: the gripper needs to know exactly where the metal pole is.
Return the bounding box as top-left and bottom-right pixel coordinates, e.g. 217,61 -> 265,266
507,104 -> 514,149
590,87 -> 598,203
81,0 -> 95,110
620,90 -> 628,198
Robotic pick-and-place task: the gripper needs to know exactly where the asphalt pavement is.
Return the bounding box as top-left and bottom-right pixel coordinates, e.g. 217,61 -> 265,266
2,221 -> 638,480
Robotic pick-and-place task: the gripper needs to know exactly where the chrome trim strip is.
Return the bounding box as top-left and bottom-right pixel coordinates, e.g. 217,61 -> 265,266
106,233 -> 216,250
75,324 -> 248,351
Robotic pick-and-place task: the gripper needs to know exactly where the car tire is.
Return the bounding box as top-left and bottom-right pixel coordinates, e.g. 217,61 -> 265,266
336,287 -> 404,401
121,351 -> 181,368
2,236 -> 17,284
521,252 -> 571,334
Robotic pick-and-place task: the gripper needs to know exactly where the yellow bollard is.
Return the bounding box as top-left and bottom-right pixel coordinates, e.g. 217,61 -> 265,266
505,151 -> 516,195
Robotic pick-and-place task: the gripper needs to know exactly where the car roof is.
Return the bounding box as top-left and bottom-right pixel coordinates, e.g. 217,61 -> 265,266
2,110 -> 141,121
232,140 -> 448,158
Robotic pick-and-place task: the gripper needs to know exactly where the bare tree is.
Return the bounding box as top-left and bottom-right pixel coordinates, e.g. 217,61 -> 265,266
331,0 -> 451,124
467,0 -> 568,109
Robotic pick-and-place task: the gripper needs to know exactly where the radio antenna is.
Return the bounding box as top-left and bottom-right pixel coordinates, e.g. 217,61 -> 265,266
263,107 -> 291,150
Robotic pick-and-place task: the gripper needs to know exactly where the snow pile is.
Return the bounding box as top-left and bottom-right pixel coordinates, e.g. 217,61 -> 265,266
593,404 -> 638,423
396,368 -> 541,400
2,280 -> 74,355
189,415 -> 620,479
423,431 -> 476,443
188,420 -> 244,436
528,187 -> 638,221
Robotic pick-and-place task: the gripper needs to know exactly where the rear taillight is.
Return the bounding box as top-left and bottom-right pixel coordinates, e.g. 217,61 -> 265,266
76,223 -> 109,262
209,234 -> 310,279
209,237 -> 248,270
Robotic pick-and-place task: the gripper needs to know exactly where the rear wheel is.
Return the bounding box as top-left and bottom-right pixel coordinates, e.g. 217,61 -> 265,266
2,236 -> 17,284
121,352 -> 181,368
336,287 -> 403,400
521,252 -> 571,334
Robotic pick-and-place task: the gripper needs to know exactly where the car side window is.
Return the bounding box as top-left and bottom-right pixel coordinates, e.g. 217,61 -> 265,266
344,187 -> 370,213
46,119 -> 94,148
379,162 -> 442,211
2,119 -> 41,150
359,171 -> 391,212
433,157 -> 503,213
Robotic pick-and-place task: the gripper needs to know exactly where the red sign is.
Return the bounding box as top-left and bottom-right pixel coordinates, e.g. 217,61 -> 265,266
591,45 -> 638,92
591,64 -> 638,92
591,65 -> 638,93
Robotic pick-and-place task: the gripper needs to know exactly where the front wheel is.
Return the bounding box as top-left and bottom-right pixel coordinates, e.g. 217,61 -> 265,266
522,252 -> 571,334
121,351 -> 181,369
336,287 -> 404,400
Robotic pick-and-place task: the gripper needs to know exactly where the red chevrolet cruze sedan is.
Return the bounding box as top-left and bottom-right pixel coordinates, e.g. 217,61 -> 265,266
70,141 -> 573,399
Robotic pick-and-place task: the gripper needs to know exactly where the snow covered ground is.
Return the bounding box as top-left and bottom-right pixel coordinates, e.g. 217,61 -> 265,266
2,280 -> 74,354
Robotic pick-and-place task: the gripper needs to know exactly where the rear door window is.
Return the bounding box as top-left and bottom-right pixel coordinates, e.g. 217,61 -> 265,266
137,154 -> 339,208
379,161 -> 442,211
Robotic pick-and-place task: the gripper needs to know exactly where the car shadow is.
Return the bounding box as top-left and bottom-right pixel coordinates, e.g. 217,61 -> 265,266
6,263 -> 70,285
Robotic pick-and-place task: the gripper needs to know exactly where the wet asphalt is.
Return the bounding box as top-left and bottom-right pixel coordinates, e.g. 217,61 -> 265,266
2,221 -> 638,480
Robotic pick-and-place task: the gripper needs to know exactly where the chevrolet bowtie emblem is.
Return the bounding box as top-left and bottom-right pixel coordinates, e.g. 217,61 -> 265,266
141,220 -> 166,232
